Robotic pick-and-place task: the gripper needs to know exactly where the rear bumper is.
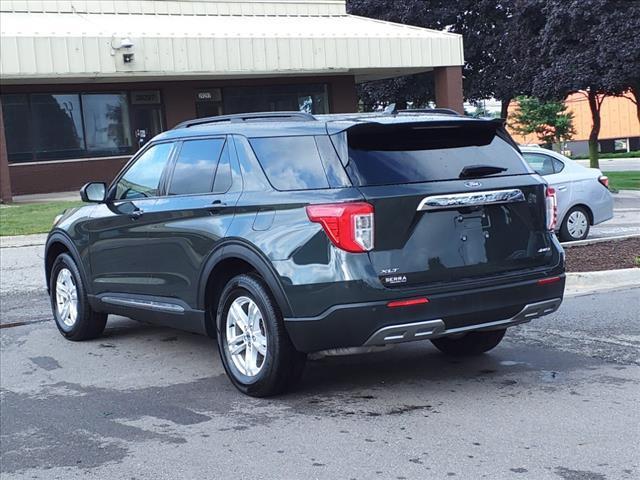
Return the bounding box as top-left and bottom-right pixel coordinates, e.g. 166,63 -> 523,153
284,274 -> 565,353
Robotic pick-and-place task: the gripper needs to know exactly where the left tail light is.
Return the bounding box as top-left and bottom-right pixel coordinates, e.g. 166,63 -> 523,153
598,175 -> 609,189
545,186 -> 558,231
306,202 -> 374,253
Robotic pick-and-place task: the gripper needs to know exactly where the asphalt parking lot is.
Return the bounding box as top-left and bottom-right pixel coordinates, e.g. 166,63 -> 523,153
1,189 -> 639,480
1,280 -> 639,479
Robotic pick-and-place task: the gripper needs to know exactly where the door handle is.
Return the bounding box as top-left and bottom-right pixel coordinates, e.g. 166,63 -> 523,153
209,200 -> 227,213
129,209 -> 144,219
557,186 -> 568,192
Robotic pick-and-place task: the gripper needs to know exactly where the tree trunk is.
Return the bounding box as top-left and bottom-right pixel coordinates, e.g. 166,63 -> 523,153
587,90 -> 601,170
631,83 -> 640,126
500,97 -> 512,120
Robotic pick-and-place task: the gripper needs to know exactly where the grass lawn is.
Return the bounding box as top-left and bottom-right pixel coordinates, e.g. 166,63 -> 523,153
0,201 -> 84,236
603,171 -> 640,192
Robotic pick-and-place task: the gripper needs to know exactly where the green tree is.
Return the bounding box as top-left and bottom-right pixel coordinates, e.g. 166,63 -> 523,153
532,0 -> 640,168
509,96 -> 575,150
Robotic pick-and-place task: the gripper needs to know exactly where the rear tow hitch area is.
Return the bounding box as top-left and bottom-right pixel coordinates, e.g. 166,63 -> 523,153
363,298 -> 562,346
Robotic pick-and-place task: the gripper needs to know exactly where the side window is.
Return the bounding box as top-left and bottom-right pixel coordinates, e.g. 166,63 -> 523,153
115,142 -> 174,200
168,138 -> 225,196
212,141 -> 233,193
249,136 -> 330,191
314,135 -> 351,188
522,153 -> 555,176
552,157 -> 565,173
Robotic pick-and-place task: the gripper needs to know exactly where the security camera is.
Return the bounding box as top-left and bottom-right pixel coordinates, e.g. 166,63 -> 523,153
120,38 -> 134,49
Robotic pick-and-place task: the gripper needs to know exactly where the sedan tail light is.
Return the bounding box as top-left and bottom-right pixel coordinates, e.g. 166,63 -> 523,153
306,202 -> 374,253
545,186 -> 558,231
598,176 -> 609,189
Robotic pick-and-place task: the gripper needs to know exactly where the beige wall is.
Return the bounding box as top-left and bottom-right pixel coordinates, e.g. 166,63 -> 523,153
509,92 -> 640,144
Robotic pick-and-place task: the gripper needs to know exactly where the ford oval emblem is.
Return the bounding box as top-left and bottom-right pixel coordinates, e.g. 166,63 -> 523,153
464,181 -> 482,188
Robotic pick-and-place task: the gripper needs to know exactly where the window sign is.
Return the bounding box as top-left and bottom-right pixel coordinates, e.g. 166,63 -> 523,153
131,90 -> 161,105
196,89 -> 222,102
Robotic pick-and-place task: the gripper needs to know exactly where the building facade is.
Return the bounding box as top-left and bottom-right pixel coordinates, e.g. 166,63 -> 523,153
0,0 -> 465,200
508,92 -> 640,155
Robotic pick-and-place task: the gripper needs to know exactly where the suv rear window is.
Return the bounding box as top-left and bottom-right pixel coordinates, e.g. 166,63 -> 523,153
344,123 -> 529,186
249,136 -> 330,191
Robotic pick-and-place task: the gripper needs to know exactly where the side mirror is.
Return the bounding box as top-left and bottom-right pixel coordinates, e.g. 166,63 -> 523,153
80,182 -> 107,203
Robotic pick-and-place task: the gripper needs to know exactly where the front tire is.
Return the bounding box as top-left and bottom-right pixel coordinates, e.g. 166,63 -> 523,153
49,253 -> 107,341
216,274 -> 306,397
430,329 -> 506,356
559,206 -> 590,242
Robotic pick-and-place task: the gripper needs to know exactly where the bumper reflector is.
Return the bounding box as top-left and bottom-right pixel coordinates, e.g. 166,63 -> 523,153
387,297 -> 429,308
537,276 -> 561,286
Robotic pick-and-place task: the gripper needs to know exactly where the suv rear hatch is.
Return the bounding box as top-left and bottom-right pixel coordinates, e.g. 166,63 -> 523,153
331,118 -> 560,288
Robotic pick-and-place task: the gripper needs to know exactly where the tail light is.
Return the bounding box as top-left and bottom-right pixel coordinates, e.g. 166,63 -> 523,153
598,176 -> 609,189
306,202 -> 374,253
545,186 -> 557,231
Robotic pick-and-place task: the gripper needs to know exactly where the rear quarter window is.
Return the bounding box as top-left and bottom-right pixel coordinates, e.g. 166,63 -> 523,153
249,136 -> 330,191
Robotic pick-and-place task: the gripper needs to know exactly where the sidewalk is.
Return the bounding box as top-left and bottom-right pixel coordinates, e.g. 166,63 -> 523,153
11,191 -> 78,204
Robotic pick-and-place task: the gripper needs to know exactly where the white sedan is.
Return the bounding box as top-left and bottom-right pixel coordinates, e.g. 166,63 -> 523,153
520,146 -> 614,242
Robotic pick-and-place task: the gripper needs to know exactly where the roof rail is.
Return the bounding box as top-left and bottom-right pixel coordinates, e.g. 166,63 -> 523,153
398,108 -> 461,116
173,111 -> 317,129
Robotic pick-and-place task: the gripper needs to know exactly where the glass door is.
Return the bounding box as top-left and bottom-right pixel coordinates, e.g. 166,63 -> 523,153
130,91 -> 164,149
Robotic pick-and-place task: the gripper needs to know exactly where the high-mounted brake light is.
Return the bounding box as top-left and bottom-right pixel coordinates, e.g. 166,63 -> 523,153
545,186 -> 558,231
306,202 -> 374,253
598,176 -> 609,189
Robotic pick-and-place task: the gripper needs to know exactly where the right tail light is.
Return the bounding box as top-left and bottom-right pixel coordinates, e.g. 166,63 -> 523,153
545,186 -> 558,231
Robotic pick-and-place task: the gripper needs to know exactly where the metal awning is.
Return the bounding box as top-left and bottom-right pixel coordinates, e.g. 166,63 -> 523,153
0,0 -> 464,83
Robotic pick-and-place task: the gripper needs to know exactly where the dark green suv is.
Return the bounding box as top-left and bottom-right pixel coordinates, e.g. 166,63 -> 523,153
45,111 -> 565,397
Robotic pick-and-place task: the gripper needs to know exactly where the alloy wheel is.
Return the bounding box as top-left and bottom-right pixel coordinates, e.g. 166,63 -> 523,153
226,296 -> 268,377
55,268 -> 78,328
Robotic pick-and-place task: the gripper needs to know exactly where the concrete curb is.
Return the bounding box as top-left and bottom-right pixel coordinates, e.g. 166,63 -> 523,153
563,233 -> 640,248
565,268 -> 640,297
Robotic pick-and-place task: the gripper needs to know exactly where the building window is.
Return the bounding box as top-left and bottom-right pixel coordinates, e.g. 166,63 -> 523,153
1,90 -> 155,163
223,84 -> 329,116
1,94 -> 31,162
32,94 -> 85,160
82,93 -> 132,155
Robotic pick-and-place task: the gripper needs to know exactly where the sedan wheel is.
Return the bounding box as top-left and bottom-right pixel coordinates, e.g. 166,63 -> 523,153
560,206 -> 590,241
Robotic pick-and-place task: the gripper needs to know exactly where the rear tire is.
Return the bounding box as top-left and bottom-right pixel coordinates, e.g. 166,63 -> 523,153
216,274 -> 306,397
49,253 -> 107,341
559,206 -> 590,242
430,329 -> 506,356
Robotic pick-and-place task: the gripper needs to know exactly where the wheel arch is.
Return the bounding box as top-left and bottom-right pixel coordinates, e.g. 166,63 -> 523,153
198,240 -> 293,337
45,232 -> 90,295
563,203 -> 594,226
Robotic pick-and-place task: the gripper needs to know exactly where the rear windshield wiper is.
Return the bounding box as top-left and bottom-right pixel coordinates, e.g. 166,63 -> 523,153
459,164 -> 508,179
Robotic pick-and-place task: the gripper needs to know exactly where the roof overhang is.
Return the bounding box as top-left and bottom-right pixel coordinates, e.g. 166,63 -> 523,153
0,0 -> 464,84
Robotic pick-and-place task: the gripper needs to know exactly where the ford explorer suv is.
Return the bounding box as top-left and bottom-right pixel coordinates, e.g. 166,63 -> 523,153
45,110 -> 565,397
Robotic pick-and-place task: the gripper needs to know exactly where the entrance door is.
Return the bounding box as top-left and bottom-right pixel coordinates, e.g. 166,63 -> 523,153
130,91 -> 165,149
